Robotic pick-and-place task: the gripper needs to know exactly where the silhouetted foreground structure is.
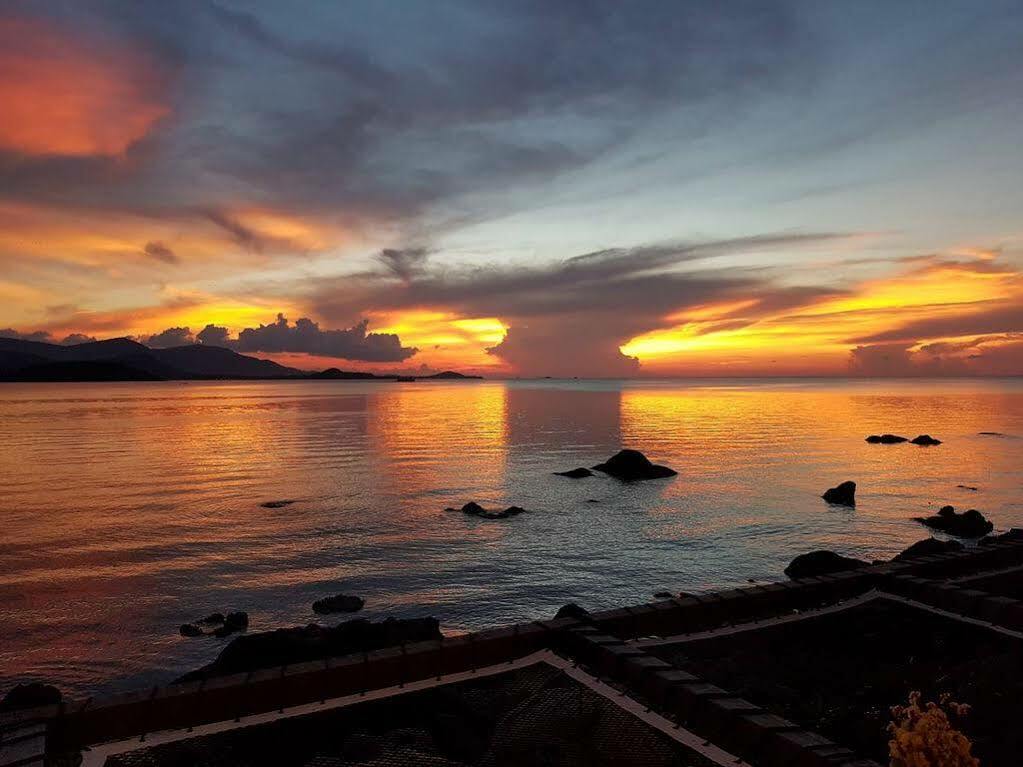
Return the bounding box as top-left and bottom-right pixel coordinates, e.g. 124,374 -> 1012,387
5,538 -> 1023,766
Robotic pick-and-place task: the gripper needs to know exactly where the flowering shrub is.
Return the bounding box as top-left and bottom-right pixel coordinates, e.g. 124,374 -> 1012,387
888,691 -> 979,767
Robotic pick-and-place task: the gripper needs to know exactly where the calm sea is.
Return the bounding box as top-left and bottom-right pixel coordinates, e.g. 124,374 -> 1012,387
2,378 -> 1022,698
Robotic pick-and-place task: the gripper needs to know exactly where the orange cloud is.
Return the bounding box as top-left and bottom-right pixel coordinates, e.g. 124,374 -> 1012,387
0,15 -> 168,156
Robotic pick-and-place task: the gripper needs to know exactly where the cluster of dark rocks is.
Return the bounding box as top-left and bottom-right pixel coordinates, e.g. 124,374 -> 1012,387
179,611 -> 249,638
176,616 -> 442,681
915,505 -> 993,538
556,449 -> 677,482
865,433 -> 942,446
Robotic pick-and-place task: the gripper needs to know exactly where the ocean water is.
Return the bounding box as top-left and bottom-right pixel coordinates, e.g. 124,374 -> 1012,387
1,377 -> 1022,699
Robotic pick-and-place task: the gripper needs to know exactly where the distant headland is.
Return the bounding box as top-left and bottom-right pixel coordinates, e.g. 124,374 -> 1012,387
0,336 -> 482,383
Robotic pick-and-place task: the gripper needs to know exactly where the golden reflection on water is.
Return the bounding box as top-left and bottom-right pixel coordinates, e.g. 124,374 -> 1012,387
1,379 -> 1023,699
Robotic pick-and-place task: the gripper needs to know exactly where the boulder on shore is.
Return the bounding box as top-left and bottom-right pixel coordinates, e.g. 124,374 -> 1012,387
176,616 -> 442,682
0,682 -> 62,712
313,594 -> 365,615
822,481 -> 856,506
911,434 -> 942,446
554,467 -> 594,478
894,538 -> 964,561
591,449 -> 676,481
866,434 -> 908,444
446,501 -> 526,519
915,506 -> 992,538
784,550 -> 868,579
554,603 -> 590,621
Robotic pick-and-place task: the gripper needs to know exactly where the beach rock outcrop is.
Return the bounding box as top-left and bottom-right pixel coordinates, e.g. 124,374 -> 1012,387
653,591 -> 674,600
213,611 -> 249,638
591,449 -> 676,481
915,506 -> 993,538
446,502 -> 526,519
822,481 -> 856,506
981,528 -> 1023,546
784,550 -> 868,579
176,616 -> 442,681
554,467 -> 594,478
866,434 -> 908,444
911,434 -> 942,446
0,682 -> 62,712
894,538 -> 964,561
554,603 -> 590,621
313,594 -> 365,615
179,612 -> 241,638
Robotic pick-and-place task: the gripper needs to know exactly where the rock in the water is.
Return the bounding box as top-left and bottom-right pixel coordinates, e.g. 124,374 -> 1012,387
894,538 -> 964,561
915,507 -> 992,538
213,611 -> 248,638
653,591 -> 674,600
554,603 -> 590,621
957,485 -> 978,491
0,682 -> 62,712
261,499 -> 296,509
784,550 -> 868,579
591,449 -> 676,481
179,623 -> 204,638
313,594 -> 365,615
822,481 -> 856,506
176,616 -> 442,681
911,434 -> 942,446
554,467 -> 594,478
447,501 -> 526,519
866,434 -> 908,444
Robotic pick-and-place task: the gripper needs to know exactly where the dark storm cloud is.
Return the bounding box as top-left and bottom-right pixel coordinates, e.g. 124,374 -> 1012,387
850,303 -> 1023,344
143,241 -> 178,264
234,314 -> 416,362
0,1 -> 807,229
376,248 -> 429,283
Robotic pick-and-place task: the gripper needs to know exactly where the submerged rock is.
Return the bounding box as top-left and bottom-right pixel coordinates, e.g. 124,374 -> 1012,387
554,467 -> 594,478
591,449 -> 676,481
554,603 -> 590,621
446,501 -> 527,519
179,612 -> 235,638
957,485 -> 979,491
260,499 -> 296,509
179,623 -> 204,638
822,481 -> 856,506
176,616 -> 442,681
915,506 -> 993,538
911,434 -> 942,446
313,594 -> 365,615
784,550 -> 868,579
0,682 -> 62,712
866,434 -> 909,444
894,538 -> 964,561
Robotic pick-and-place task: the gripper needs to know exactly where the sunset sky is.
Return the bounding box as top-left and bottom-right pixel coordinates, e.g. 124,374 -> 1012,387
2,1 -> 1022,376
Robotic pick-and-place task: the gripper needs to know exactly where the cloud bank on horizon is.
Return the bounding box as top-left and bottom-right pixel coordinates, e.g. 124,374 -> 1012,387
1,0 -> 1022,376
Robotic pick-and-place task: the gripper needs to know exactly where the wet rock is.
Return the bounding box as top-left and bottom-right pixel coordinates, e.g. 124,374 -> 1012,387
894,538 -> 964,561
213,611 -> 249,638
179,623 -> 204,638
915,507 -> 993,538
554,467 -> 594,478
554,603 -> 590,621
176,616 -> 442,681
865,434 -> 908,444
957,485 -> 978,491
261,499 -> 296,509
911,434 -> 942,446
784,550 -> 869,579
591,449 -> 677,481
0,682 -> 62,712
981,528 -> 1023,546
313,594 -> 365,615
822,481 -> 856,506
446,501 -> 526,519
979,431 -> 1006,437
653,591 -> 674,600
